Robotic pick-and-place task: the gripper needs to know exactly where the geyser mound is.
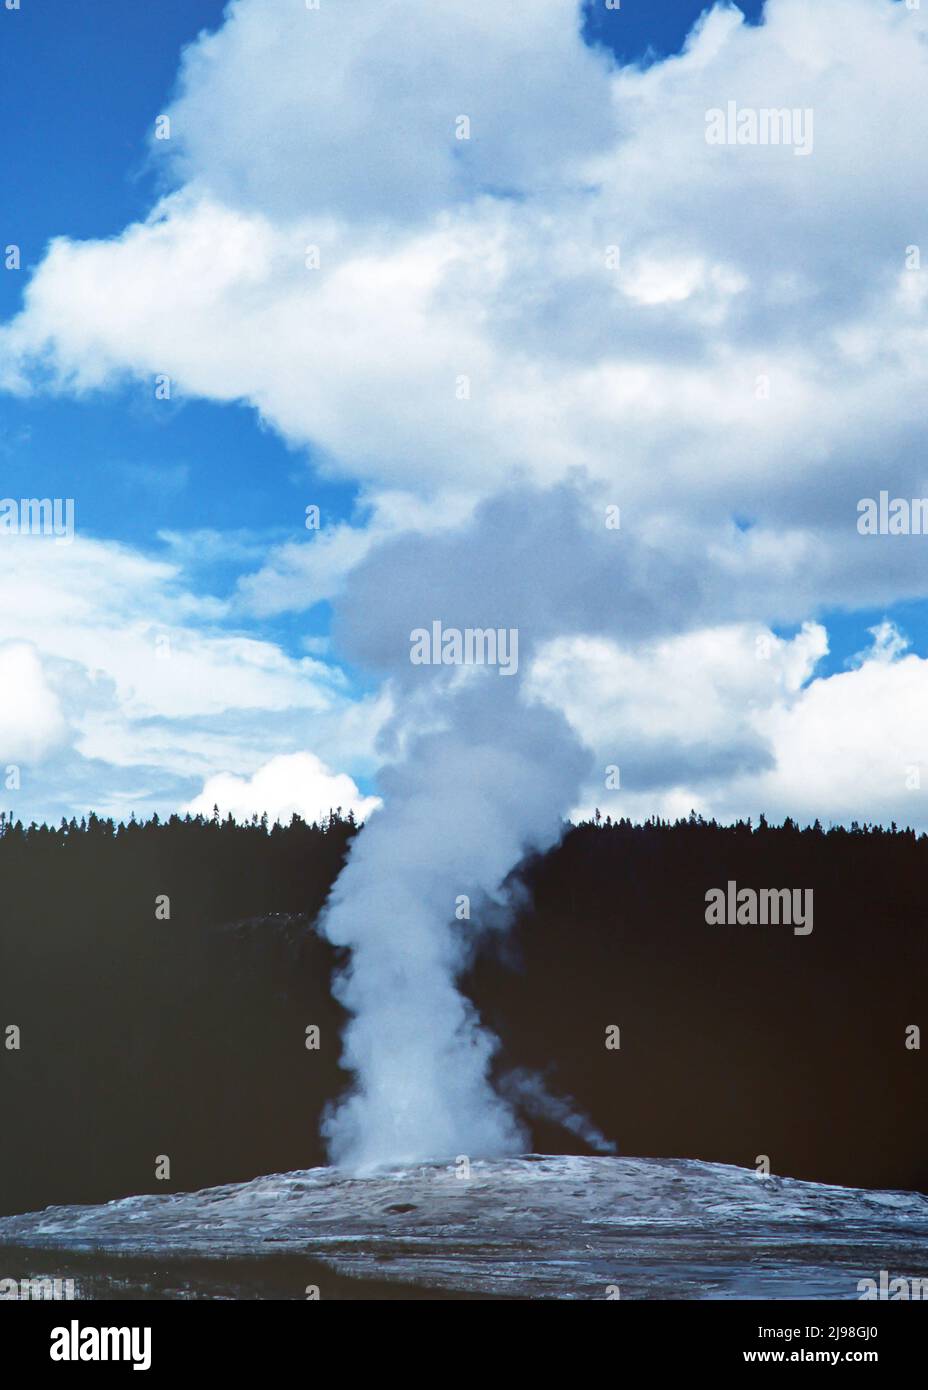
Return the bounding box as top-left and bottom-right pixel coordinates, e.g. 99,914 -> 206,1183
2,1155 -> 926,1299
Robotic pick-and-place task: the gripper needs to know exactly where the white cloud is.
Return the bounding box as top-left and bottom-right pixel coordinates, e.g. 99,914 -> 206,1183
533,620 -> 928,830
0,643 -> 69,764
3,0 -> 927,550
720,626 -> 928,829
528,622 -> 828,752
0,533 -> 337,720
185,751 -> 380,825
160,0 -> 613,223
0,532 -> 388,821
850,618 -> 909,666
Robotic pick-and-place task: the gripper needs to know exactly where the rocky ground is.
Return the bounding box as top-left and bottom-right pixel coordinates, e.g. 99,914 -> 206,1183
2,1155 -> 927,1300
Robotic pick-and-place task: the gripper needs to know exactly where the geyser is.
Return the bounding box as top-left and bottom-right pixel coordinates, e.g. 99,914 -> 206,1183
318,677 -> 589,1170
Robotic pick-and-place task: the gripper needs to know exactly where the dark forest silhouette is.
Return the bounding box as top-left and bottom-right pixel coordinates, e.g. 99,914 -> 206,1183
1,808 -> 925,1217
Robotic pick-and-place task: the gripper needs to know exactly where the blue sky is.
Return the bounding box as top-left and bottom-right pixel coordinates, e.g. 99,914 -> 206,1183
2,0 -> 927,830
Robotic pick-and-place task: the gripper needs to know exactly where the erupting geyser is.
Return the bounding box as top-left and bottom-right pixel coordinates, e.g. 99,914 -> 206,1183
318,678 -> 589,1170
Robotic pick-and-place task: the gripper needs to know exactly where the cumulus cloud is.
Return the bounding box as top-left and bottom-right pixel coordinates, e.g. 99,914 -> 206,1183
3,0 -> 928,829
532,619 -> 928,830
527,620 -> 828,792
3,0 -> 928,549
0,643 -> 69,765
160,0 -> 613,222
184,750 -> 380,825
738,622 -> 928,828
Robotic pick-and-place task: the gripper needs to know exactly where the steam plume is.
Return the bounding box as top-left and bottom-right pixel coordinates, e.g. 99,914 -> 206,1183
319,678 -> 589,1168
320,479 -> 724,1169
